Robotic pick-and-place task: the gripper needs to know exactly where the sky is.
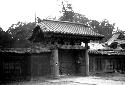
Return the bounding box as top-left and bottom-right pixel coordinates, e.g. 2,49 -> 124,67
0,0 -> 125,31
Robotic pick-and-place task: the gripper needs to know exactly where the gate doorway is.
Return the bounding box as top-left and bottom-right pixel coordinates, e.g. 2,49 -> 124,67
58,49 -> 85,76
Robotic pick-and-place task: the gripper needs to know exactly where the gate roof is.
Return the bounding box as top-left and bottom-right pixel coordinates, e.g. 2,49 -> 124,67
37,20 -> 104,40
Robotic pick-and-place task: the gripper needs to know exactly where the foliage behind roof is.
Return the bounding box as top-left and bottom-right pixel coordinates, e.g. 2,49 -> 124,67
38,20 -> 104,40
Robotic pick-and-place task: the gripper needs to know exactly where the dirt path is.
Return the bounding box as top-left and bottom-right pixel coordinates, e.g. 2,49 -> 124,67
7,76 -> 125,85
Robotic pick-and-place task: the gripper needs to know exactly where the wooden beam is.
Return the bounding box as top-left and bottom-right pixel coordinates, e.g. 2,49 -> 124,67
85,42 -> 89,76
52,48 -> 59,78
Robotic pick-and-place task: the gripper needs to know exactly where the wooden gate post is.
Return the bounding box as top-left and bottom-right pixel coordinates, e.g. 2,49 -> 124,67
85,42 -> 89,76
52,48 -> 59,78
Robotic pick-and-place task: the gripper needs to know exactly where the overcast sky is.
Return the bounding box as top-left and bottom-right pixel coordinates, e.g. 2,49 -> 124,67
0,0 -> 125,31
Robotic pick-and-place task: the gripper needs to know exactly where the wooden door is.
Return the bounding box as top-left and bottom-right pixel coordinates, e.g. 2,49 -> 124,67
59,50 -> 76,76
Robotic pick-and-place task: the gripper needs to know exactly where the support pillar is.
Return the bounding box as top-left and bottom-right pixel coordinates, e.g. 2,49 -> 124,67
51,48 -> 59,78
85,42 -> 89,76
93,58 -> 96,73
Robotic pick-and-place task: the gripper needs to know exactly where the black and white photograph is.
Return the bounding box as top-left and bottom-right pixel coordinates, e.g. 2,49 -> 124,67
0,0 -> 125,85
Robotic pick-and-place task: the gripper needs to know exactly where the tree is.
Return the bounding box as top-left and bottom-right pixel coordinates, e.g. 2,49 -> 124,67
59,2 -> 115,42
59,2 -> 89,24
7,22 -> 36,40
7,22 -> 36,48
0,27 -> 13,48
0,27 -> 3,31
89,19 -> 115,42
73,13 -> 89,24
59,2 -> 75,22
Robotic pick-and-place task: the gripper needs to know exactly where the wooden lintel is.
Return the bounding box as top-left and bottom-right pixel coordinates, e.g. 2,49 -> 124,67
58,45 -> 85,49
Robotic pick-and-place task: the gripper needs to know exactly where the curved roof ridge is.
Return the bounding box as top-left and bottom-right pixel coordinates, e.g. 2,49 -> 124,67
42,19 -> 89,27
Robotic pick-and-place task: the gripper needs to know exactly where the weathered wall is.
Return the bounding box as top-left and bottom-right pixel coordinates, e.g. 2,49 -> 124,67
0,52 -> 30,83
30,52 -> 51,78
89,54 -> 125,74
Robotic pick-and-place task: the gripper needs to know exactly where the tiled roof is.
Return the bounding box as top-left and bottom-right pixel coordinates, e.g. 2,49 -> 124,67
0,48 -> 31,53
89,50 -> 125,55
105,33 -> 120,45
114,40 -> 125,44
105,32 -> 125,46
0,48 -> 50,53
38,20 -> 104,39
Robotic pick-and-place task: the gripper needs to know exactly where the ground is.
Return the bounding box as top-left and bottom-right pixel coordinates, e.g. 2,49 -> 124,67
4,72 -> 125,85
